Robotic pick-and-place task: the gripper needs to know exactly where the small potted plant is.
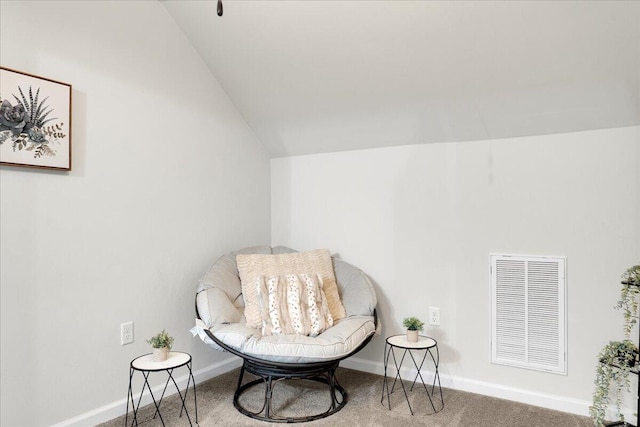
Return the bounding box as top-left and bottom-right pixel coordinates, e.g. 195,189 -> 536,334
403,316 -> 425,342
146,329 -> 174,362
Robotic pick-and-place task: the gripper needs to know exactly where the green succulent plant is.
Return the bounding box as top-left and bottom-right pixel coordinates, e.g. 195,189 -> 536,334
146,329 -> 174,350
402,316 -> 424,331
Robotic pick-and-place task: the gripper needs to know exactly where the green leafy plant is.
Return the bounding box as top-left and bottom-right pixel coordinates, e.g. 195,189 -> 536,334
146,329 -> 174,350
402,316 -> 424,331
590,340 -> 638,426
615,264 -> 640,338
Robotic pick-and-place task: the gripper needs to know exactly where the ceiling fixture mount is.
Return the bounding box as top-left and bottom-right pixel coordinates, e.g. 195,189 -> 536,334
217,0 -> 223,16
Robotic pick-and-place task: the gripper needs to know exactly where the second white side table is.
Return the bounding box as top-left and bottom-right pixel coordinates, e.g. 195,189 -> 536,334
381,334 -> 444,415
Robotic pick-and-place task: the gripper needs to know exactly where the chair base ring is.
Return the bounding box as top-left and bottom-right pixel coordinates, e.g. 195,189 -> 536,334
233,358 -> 347,423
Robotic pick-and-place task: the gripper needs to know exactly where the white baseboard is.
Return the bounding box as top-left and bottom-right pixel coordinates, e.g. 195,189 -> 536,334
52,357 -> 242,427
341,356 -> 636,425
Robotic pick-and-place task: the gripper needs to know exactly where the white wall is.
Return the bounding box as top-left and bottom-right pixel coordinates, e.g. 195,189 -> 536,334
2,1 -> 638,424
0,2 -> 270,426
272,126 -> 640,412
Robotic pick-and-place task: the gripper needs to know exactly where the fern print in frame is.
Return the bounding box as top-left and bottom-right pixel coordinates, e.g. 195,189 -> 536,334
0,67 -> 72,171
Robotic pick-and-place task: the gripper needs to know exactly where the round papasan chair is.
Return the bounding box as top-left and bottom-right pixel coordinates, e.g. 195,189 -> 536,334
191,246 -> 378,423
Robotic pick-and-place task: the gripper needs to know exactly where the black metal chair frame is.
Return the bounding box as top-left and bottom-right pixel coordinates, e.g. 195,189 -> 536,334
196,301 -> 377,423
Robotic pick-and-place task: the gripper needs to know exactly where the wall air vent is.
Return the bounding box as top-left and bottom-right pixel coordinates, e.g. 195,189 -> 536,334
491,254 -> 567,374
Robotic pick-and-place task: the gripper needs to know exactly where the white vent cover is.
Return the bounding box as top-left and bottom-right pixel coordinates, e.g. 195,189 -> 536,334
491,254 -> 566,374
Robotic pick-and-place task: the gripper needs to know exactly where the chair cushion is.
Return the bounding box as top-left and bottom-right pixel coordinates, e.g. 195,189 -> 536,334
198,254 -> 243,304
210,315 -> 376,363
196,288 -> 243,326
334,258 -> 377,316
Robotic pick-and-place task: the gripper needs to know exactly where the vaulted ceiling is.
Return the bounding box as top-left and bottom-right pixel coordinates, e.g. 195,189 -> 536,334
163,1 -> 640,157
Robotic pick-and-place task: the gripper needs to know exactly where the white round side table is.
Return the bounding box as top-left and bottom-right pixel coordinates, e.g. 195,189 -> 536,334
126,351 -> 197,426
381,334 -> 443,415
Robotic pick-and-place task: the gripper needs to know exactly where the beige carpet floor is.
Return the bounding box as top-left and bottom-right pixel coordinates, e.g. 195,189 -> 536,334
99,367 -> 593,426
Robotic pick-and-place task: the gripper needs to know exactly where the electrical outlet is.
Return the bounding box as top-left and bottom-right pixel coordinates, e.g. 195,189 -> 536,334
429,307 -> 440,326
121,321 -> 134,345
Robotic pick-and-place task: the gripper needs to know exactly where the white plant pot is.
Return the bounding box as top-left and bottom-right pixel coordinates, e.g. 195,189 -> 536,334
152,347 -> 169,362
407,329 -> 419,343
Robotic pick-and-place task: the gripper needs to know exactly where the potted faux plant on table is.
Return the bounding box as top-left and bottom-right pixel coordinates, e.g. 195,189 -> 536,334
146,329 -> 174,362
590,339 -> 639,426
590,263 -> 640,426
402,316 -> 425,343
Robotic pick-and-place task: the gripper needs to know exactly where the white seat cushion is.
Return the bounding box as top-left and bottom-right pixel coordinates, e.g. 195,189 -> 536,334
210,315 -> 375,363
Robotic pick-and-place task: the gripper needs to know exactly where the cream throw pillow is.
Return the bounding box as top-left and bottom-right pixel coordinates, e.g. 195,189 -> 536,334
257,273 -> 333,337
236,249 -> 347,330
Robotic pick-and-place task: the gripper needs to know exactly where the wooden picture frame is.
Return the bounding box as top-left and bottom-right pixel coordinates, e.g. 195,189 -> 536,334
0,67 -> 72,171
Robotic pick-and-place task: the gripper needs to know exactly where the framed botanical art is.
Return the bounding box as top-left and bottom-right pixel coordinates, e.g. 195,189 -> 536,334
0,67 -> 72,171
